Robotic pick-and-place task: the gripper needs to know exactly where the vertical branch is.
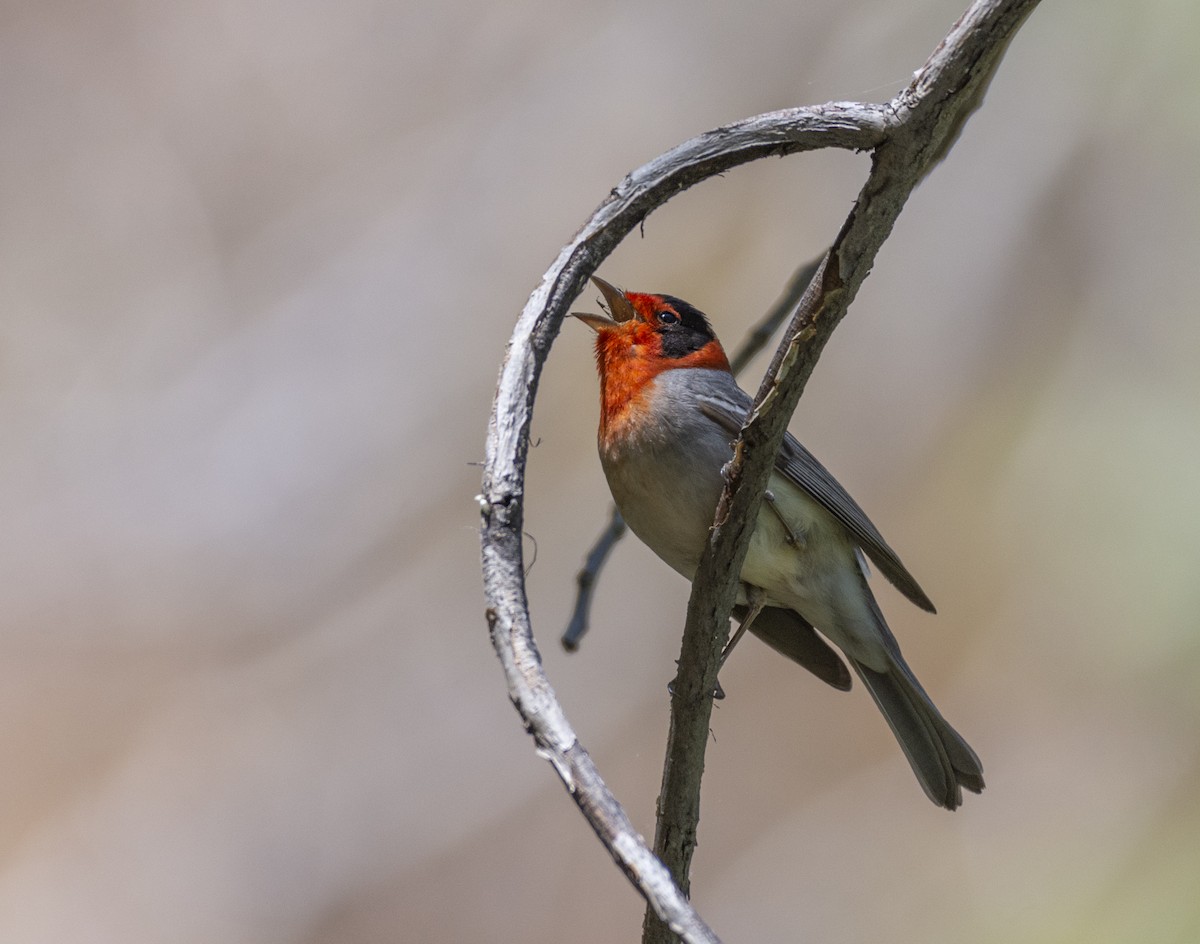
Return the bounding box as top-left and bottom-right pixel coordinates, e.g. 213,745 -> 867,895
642,3 -> 1040,941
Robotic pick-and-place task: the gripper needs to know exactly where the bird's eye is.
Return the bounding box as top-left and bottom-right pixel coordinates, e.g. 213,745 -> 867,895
657,310 -> 679,325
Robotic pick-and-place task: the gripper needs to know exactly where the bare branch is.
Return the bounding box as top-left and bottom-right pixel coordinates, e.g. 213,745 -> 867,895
561,506 -> 626,651
479,2 -> 1040,941
644,4 -> 1040,939
727,254 -> 826,377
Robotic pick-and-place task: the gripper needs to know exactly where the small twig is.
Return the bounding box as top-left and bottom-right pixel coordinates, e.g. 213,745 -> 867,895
560,253 -> 824,652
562,506 -> 626,651
727,254 -> 824,376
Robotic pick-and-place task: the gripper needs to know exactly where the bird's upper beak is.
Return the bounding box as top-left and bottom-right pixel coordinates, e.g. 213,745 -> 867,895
573,276 -> 637,331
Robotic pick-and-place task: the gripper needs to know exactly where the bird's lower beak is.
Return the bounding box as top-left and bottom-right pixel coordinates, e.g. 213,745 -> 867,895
573,311 -> 618,331
572,276 -> 636,331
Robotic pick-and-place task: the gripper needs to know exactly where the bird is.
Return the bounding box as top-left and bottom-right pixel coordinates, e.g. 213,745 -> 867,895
575,276 -> 984,810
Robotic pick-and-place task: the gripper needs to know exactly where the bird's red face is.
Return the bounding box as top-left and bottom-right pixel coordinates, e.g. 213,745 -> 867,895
575,277 -> 730,444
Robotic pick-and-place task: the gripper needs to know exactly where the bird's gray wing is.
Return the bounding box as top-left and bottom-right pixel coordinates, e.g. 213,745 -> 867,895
698,396 -> 936,613
737,604 -> 851,691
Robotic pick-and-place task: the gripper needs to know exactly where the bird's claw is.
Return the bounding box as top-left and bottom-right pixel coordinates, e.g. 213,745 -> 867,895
764,489 -> 804,547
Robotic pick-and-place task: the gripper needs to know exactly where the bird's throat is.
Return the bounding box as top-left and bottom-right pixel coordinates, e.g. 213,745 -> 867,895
594,326 -> 730,452
595,336 -> 660,451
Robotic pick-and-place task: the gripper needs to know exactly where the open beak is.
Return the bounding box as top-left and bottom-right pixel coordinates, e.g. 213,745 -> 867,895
572,276 -> 637,331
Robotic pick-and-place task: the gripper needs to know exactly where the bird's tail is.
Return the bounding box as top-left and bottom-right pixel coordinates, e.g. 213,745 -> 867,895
850,654 -> 984,810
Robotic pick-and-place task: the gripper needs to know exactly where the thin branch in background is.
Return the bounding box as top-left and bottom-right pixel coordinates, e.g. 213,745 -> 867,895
479,3 -> 1040,942
561,506 -> 626,651
560,253 -> 824,653
727,254 -> 825,376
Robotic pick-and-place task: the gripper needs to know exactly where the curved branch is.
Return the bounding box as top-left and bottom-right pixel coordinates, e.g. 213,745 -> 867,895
480,2 -> 1040,941
480,107 -> 885,944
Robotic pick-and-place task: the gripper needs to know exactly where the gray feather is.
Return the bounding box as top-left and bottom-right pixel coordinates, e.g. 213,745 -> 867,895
851,657 -> 985,809
696,393 -> 936,613
736,604 -> 852,691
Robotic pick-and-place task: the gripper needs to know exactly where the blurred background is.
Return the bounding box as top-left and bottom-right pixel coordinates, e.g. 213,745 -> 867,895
1,0 -> 1198,941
